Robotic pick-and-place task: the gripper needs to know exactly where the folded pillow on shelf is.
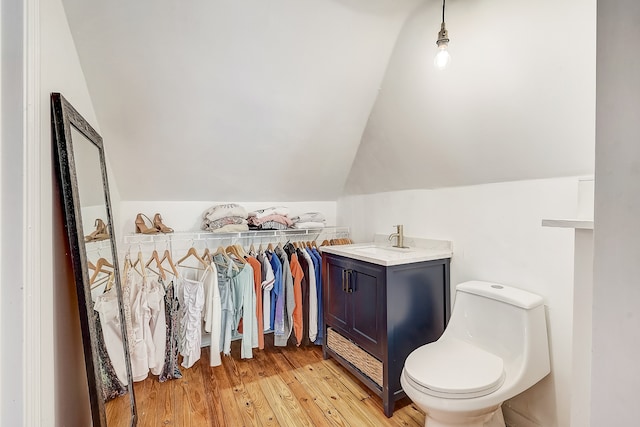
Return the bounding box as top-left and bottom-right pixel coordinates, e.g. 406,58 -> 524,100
247,214 -> 293,228
291,212 -> 325,224
202,203 -> 248,222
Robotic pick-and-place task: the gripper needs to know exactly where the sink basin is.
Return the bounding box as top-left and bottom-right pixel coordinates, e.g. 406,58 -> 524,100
352,246 -> 413,256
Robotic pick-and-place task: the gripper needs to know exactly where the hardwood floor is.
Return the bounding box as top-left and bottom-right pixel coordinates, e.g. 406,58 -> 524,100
125,334 -> 426,426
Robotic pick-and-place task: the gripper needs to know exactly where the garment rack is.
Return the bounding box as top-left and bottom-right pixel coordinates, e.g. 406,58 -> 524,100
123,226 -> 350,252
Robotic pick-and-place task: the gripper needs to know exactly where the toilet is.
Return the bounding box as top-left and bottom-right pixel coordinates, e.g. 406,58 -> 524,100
401,281 -> 550,427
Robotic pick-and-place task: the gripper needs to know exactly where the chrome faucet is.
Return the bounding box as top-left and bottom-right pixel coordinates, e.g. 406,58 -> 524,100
389,224 -> 406,248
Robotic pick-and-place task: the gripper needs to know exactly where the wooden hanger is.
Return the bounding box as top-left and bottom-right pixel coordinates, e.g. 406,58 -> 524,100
249,243 -> 255,255
90,272 -> 112,290
235,244 -> 248,258
201,247 -> 211,264
267,242 -> 274,251
177,246 -> 208,268
104,273 -> 115,292
89,257 -> 114,284
213,245 -> 238,271
159,249 -> 179,278
213,245 -> 229,260
225,245 -> 247,264
145,249 -> 166,280
88,260 -> 112,276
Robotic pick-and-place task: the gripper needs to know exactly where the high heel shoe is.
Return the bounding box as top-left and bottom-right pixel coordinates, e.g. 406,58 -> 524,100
135,213 -> 159,234
153,213 -> 174,233
85,218 -> 110,242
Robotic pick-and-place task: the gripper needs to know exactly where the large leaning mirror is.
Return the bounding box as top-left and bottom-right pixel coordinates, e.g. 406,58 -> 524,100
51,92 -> 137,427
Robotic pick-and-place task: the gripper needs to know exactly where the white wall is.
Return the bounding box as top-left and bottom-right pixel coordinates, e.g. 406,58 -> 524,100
338,176 -> 582,426
591,0 -> 640,424
41,0 -> 117,423
345,0 -> 596,194
0,0 -> 25,424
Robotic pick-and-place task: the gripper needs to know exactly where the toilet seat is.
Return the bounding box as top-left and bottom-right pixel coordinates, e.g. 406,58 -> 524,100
404,338 -> 505,399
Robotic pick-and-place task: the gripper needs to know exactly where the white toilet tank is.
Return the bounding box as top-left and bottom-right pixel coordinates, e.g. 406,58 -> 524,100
443,281 -> 548,365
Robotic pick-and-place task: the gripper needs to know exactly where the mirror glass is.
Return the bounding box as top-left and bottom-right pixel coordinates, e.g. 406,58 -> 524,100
52,93 -> 136,427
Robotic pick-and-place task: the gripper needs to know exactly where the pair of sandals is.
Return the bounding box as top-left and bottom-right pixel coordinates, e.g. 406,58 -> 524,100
85,218 -> 110,242
135,213 -> 174,234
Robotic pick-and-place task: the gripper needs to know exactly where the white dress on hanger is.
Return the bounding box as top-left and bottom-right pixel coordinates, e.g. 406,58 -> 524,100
202,263 -> 222,367
145,277 -> 166,376
94,286 -> 128,386
126,272 -> 150,382
177,267 -> 207,369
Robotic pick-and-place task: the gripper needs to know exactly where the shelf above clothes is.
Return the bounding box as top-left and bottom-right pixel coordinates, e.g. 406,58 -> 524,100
123,226 -> 351,246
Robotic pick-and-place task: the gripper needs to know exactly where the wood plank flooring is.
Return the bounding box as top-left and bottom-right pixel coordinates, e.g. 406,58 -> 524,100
118,334 -> 426,426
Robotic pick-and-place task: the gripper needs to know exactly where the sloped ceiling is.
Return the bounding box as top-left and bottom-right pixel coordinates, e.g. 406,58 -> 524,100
345,0 -> 596,194
61,0 -> 422,201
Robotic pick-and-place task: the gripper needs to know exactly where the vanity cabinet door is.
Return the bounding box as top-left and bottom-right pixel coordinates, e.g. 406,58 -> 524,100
324,256 -> 350,334
348,262 -> 385,358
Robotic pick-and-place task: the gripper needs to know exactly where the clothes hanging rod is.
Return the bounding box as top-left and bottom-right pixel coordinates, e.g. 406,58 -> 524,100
123,226 -> 350,245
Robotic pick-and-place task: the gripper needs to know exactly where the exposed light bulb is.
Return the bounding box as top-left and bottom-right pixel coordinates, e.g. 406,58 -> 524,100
434,21 -> 451,70
434,44 -> 451,70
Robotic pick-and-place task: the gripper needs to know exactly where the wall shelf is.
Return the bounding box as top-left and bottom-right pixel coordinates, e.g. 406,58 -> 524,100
541,219 -> 594,230
123,226 -> 350,246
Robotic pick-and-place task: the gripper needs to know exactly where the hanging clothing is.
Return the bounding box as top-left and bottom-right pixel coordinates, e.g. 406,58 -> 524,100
121,258 -> 137,365
274,247 -> 294,347
296,249 -> 311,346
126,270 -> 149,382
94,285 -> 129,386
93,309 -> 127,402
311,247 -> 324,345
202,263 -> 222,367
246,257 -> 264,349
258,253 -> 275,331
159,278 -> 182,382
230,262 -> 257,359
304,247 -> 319,343
177,268 -> 206,369
145,277 -> 167,376
289,252 -> 305,346
268,252 -> 282,334
214,255 -> 235,356
301,248 -> 318,342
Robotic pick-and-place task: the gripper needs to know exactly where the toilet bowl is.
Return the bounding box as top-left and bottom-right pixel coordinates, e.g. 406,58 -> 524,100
401,281 -> 550,427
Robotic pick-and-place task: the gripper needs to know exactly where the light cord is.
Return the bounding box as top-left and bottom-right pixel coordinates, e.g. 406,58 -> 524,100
442,0 -> 446,23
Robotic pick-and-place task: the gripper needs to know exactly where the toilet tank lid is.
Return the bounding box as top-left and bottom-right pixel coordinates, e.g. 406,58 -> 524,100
457,281 -> 544,309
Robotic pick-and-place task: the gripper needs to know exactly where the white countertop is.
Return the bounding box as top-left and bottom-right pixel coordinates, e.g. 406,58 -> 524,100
321,237 -> 452,267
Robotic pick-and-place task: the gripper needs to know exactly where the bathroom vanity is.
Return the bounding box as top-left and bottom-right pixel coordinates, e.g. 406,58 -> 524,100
321,241 -> 452,417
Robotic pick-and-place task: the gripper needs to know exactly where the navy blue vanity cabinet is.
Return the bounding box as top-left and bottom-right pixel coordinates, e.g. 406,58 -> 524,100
322,252 -> 451,417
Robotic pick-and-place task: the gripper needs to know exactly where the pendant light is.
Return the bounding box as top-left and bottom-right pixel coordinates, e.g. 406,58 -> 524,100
434,0 -> 451,70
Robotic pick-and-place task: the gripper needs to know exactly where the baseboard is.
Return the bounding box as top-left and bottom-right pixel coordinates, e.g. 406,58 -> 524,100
503,406 -> 542,427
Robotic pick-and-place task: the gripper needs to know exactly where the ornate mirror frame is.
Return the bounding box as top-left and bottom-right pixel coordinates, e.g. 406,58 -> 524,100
51,92 -> 137,426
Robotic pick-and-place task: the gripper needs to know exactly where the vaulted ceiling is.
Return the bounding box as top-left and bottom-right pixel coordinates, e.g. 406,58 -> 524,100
62,0 -> 595,202
62,0 -> 422,201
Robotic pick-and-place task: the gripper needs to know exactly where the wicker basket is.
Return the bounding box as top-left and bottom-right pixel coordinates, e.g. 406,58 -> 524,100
327,327 -> 383,387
